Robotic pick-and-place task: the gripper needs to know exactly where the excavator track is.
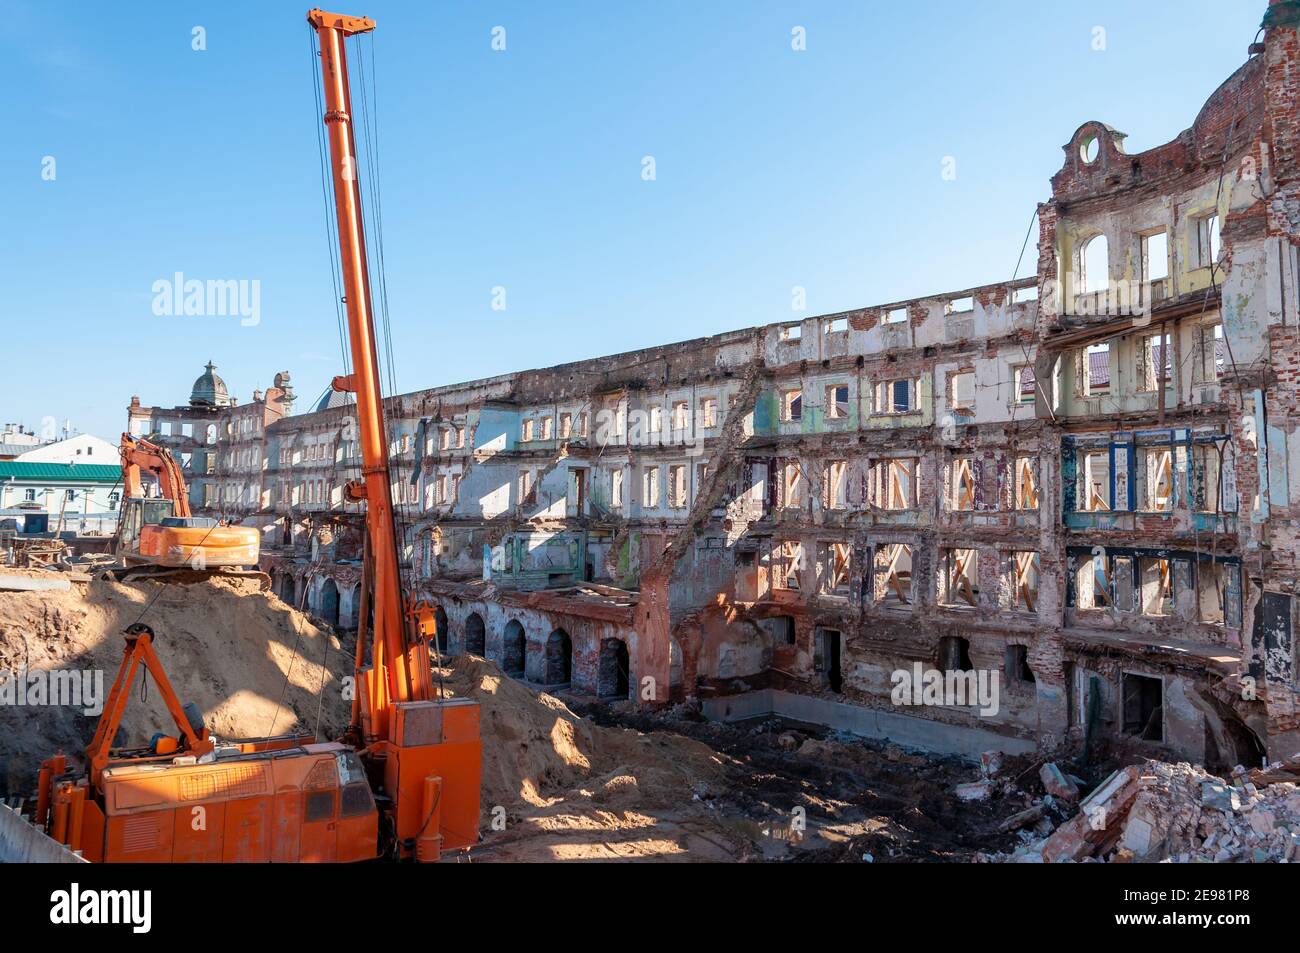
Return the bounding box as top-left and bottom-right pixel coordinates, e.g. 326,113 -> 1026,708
102,565 -> 272,590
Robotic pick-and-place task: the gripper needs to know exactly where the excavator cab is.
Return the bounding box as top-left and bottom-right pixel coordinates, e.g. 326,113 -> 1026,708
118,497 -> 175,556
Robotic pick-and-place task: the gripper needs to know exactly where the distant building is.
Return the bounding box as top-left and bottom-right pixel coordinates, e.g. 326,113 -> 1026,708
0,423 -> 43,461
16,433 -> 117,465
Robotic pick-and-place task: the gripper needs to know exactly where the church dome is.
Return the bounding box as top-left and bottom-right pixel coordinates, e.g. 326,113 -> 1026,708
190,361 -> 233,408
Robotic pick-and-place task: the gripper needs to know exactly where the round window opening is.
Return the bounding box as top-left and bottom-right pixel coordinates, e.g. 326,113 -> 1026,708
1080,135 -> 1100,164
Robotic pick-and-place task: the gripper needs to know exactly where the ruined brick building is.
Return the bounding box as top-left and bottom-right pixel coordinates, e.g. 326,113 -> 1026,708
129,3 -> 1300,769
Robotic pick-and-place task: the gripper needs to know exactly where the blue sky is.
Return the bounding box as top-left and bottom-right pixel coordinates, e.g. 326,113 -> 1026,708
0,0 -> 1266,442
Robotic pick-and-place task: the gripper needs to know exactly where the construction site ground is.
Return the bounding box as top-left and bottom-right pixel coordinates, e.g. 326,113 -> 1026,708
2,573 -> 1116,863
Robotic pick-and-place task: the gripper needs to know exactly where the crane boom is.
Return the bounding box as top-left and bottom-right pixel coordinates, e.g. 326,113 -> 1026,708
308,9 -> 430,737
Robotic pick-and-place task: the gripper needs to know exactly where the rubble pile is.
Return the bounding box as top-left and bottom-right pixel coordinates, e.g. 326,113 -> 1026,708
1007,757 -> 1300,863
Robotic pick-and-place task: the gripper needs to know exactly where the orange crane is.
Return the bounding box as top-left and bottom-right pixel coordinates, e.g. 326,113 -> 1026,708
115,433 -> 262,576
30,8 -> 480,863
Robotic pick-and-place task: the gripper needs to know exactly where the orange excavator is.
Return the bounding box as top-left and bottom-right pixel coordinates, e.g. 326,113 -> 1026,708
27,8 -> 481,863
115,433 -> 261,576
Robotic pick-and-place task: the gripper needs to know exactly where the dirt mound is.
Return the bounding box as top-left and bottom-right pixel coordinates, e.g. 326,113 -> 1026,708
0,575 -> 350,794
433,654 -> 728,815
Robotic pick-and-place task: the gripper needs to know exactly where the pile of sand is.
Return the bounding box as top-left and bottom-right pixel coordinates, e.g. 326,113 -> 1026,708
433,654 -> 729,816
0,575 -> 350,794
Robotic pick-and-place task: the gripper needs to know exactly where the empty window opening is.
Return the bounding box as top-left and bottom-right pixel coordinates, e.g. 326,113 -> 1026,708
884,306 -> 909,324
648,406 -> 662,433
700,397 -> 718,428
518,469 -> 535,504
1139,333 -> 1172,392
781,324 -> 802,341
544,629 -> 572,685
1006,645 -> 1035,684
672,401 -> 690,431
941,548 -> 979,606
433,605 -> 449,655
1015,365 -> 1037,403
1142,230 -> 1169,283
1139,557 -> 1173,616
502,620 -> 526,676
1192,443 -> 1225,514
1080,450 -> 1110,512
1074,551 -> 1113,609
1081,234 -> 1109,294
775,541 -> 802,590
820,629 -> 843,693
597,638 -> 630,699
1195,214 -> 1221,270
643,466 -> 660,507
939,635 -> 974,672
822,459 -> 848,510
1011,551 -> 1040,611
826,317 -> 849,334
826,383 -> 850,419
1122,673 -> 1164,741
782,389 -> 803,422
946,296 -> 974,315
782,460 -> 805,508
1197,324 -> 1225,382
950,457 -> 977,511
1013,285 -> 1038,303
610,467 -> 624,508
1140,446 -> 1174,512
874,544 -> 913,605
950,371 -> 975,413
1197,562 -> 1227,625
521,419 -> 535,442
540,417 -> 554,441
875,379 -> 914,414
559,413 -> 573,438
871,458 -> 916,510
821,541 -> 851,595
1015,456 -> 1039,509
763,615 -> 796,645
1080,343 -> 1111,396
668,464 -> 688,508
464,612 -> 486,656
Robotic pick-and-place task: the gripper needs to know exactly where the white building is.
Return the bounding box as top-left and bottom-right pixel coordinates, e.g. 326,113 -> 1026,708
16,433 -> 117,465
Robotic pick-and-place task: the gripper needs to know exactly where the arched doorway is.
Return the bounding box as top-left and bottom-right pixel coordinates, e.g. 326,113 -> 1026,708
597,638 -> 629,699
544,628 -> 572,685
464,612 -> 486,656
280,573 -> 297,608
319,577 -> 340,627
434,605 -> 449,655
502,620 -> 525,676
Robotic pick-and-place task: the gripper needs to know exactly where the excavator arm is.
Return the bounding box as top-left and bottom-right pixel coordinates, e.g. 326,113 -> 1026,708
120,433 -> 191,517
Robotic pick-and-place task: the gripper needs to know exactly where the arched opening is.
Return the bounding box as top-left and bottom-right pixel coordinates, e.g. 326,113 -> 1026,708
502,620 -> 526,676
464,612 -> 486,656
280,573 -> 297,608
544,628 -> 572,685
597,638 -> 630,699
434,605 -> 449,655
1081,234 -> 1109,294
345,584 -> 362,629
319,577 -> 340,628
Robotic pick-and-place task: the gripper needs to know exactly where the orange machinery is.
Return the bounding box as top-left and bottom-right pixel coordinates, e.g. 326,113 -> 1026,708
33,8 -> 481,863
117,433 -> 260,571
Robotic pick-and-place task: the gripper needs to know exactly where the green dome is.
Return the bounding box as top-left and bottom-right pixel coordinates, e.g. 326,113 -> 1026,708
190,361 -> 233,408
